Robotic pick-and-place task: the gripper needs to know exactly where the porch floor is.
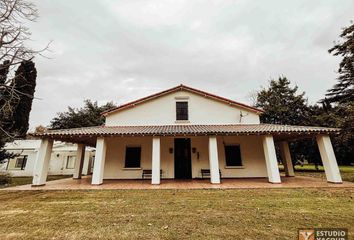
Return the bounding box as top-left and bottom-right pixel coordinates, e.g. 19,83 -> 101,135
4,175 -> 354,190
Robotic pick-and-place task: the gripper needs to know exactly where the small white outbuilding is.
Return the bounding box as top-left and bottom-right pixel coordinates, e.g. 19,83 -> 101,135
1,140 -> 94,177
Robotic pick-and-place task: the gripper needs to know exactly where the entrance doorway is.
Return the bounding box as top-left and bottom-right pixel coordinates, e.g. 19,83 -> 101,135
174,138 -> 192,179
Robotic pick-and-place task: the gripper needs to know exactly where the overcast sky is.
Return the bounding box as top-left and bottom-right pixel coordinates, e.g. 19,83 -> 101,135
27,0 -> 354,129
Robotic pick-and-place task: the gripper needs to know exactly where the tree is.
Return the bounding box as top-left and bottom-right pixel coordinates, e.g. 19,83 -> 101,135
0,0 -> 43,161
255,76 -> 311,125
0,60 -> 37,161
322,21 -> 354,165
5,60 -> 37,135
326,21 -> 354,103
34,125 -> 47,134
255,76 -> 323,167
50,100 -> 116,129
334,102 -> 354,165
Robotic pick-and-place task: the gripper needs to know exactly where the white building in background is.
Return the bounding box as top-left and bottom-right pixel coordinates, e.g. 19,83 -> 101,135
1,140 -> 94,177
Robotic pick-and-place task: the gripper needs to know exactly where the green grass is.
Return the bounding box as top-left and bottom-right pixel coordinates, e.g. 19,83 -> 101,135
0,175 -> 71,188
279,165 -> 354,182
0,189 -> 352,240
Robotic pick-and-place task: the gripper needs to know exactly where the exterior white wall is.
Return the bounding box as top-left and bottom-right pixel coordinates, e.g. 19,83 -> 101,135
105,90 -> 260,126
102,135 -> 267,180
216,135 -> 268,178
48,151 -> 77,175
0,150 -> 37,177
191,136 -> 267,178
104,137 -> 154,179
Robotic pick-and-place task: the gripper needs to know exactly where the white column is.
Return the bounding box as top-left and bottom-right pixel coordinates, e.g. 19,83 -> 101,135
208,136 -> 220,184
87,156 -> 93,175
151,137 -> 161,185
91,137 -> 107,185
262,135 -> 281,183
73,144 -> 85,179
81,152 -> 91,175
316,135 -> 342,183
32,139 -> 54,186
279,141 -> 295,177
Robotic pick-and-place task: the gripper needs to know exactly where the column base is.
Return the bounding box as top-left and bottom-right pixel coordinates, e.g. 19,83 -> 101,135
31,184 -> 46,187
91,183 -> 103,186
268,181 -> 282,184
327,181 -> 343,184
210,181 -> 221,184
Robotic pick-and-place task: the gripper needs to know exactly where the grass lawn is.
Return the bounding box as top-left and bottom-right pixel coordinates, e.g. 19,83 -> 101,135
0,189 -> 353,240
280,165 -> 354,182
0,175 -> 72,188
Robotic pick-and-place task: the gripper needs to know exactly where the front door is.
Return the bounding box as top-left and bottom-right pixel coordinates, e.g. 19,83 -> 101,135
174,138 -> 192,179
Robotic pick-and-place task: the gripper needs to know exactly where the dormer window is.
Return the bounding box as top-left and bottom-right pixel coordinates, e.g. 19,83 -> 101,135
176,101 -> 188,120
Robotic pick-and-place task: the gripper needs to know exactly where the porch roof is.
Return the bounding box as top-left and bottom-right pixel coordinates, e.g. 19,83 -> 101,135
31,124 -> 339,146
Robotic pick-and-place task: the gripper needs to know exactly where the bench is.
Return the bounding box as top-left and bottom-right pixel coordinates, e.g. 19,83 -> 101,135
142,169 -> 163,179
201,169 -> 222,179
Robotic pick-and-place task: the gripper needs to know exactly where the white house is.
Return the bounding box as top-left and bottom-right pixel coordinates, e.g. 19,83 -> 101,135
31,84 -> 342,186
1,140 -> 94,177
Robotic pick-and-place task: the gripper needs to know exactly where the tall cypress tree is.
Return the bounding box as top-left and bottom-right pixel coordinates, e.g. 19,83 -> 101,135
10,60 -> 37,137
323,22 -> 354,165
326,22 -> 354,103
0,60 -> 10,84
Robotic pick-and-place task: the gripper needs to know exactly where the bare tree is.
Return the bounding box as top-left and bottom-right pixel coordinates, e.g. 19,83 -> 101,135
0,0 -> 49,162
0,0 -> 46,139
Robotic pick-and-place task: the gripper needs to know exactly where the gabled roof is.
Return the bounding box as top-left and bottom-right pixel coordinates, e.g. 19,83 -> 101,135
101,84 -> 264,116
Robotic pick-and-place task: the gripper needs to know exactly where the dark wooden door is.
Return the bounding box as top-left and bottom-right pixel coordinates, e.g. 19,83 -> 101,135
174,138 -> 192,179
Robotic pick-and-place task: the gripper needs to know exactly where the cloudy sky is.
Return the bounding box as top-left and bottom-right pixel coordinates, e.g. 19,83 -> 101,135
27,0 -> 354,129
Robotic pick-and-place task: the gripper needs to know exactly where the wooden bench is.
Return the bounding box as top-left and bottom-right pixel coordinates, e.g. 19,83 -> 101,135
142,169 -> 162,179
201,169 -> 222,179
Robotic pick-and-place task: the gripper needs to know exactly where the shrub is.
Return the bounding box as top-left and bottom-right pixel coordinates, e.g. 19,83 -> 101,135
0,172 -> 12,186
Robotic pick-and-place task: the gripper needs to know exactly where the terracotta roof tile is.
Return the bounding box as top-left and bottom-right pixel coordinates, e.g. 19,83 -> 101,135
32,124 -> 339,138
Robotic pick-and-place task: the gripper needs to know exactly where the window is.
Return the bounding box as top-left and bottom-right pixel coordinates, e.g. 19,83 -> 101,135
66,156 -> 76,169
15,156 -> 27,170
176,101 -> 188,120
224,145 -> 242,166
124,147 -> 141,168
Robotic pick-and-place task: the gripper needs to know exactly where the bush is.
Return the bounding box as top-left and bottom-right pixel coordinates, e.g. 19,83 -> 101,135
0,172 -> 12,186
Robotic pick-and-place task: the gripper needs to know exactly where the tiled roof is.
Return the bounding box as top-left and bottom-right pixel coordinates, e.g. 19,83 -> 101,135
33,124 -> 339,138
101,84 -> 264,115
